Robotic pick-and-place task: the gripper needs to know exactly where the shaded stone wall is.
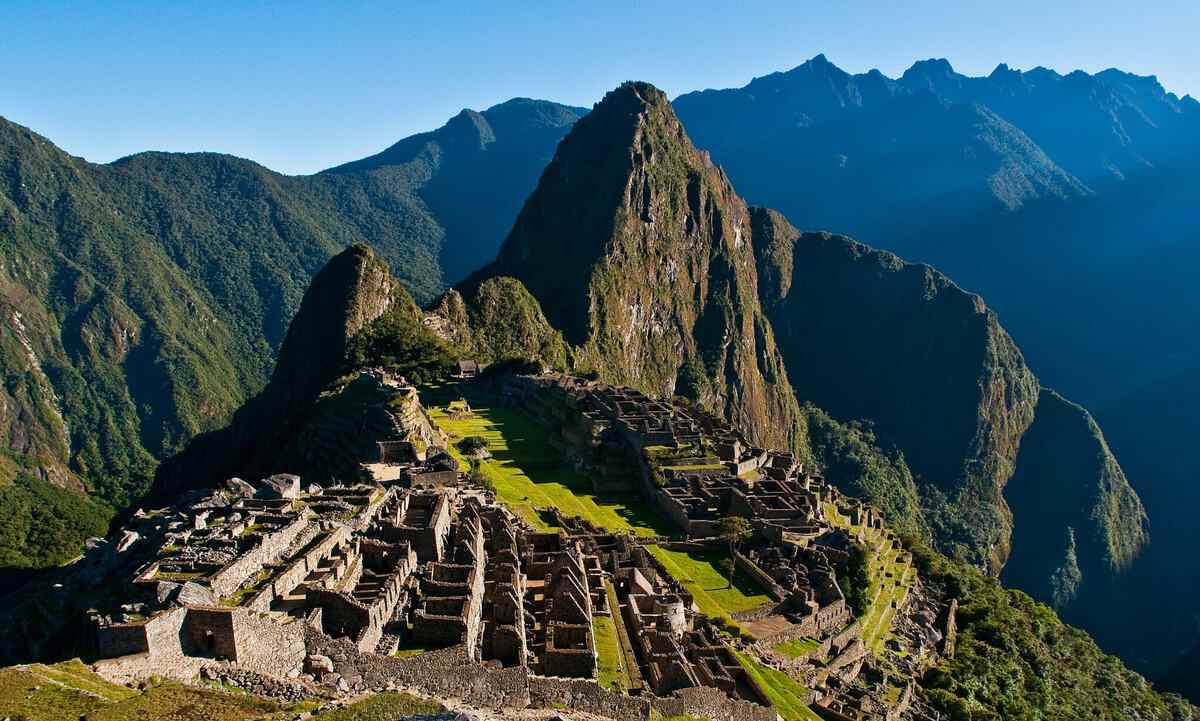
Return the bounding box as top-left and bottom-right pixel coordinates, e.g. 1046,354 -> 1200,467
209,516 -> 312,598
97,622 -> 150,658
231,609 -> 306,675
653,685 -> 779,721
186,606 -> 238,659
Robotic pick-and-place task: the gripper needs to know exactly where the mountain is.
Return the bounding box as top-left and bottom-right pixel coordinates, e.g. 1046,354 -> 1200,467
673,55 -> 1200,408
324,98 -> 588,284
1003,389 -> 1148,610
467,82 -> 807,456
151,244 -> 449,496
751,213 -> 1147,597
674,54 -> 1200,678
0,99 -> 583,567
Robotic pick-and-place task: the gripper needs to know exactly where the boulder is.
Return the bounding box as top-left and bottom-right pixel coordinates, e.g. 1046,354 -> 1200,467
223,477 -> 256,497
177,581 -> 217,606
115,530 -> 140,552
259,473 -> 301,499
305,654 -> 335,675
155,581 -> 182,605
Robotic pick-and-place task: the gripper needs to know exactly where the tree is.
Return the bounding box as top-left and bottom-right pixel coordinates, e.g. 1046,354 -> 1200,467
714,516 -> 752,588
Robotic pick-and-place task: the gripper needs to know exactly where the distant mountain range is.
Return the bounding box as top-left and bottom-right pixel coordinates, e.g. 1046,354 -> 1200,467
673,55 -> 1200,684
2,56 -> 1198,694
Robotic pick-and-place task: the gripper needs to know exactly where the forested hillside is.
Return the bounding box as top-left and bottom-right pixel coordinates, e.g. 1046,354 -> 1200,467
0,99 -> 582,567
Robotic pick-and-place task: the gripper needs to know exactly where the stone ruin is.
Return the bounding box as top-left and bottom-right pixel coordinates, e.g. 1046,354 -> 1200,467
79,371 -> 940,721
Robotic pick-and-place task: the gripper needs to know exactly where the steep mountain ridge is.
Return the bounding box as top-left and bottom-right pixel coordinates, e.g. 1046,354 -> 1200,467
470,82 -> 807,456
751,212 -> 1147,597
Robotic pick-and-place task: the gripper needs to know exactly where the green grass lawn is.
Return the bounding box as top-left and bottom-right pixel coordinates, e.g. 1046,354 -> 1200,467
646,545 -> 771,618
593,615 -> 628,691
0,660 -> 442,721
733,649 -> 820,721
426,390 -> 673,537
308,692 -> 442,720
772,636 -> 822,659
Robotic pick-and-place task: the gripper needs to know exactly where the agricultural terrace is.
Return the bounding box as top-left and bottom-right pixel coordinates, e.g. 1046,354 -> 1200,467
822,503 -> 913,654
646,545 -> 771,619
425,386 -> 673,537
732,650 -> 820,721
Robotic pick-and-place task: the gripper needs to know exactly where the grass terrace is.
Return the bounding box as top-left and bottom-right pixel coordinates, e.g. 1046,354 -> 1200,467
0,661 -> 285,721
425,385 -> 673,537
732,649 -> 820,721
646,545 -> 771,618
308,691 -> 443,720
822,503 -> 913,654
593,615 -> 628,691
772,636 -> 822,659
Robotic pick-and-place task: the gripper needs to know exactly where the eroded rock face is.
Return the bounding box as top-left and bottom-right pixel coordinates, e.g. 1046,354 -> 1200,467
471,82 -> 807,457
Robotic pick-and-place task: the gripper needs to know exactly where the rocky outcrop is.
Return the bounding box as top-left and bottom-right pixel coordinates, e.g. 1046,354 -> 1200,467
470,82 -> 806,456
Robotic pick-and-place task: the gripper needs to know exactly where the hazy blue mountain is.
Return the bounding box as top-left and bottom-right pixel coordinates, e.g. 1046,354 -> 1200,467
676,53 -> 1200,683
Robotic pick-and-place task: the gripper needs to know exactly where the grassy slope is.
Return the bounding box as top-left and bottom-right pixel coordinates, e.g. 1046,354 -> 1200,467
823,502 -> 914,654
425,390 -> 672,536
646,545 -> 771,618
732,649 -> 819,721
593,615 -> 627,691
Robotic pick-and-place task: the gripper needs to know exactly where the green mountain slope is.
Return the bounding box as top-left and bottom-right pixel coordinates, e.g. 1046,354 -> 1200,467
470,82 -> 807,456
1003,389 -> 1148,609
0,100 -> 582,566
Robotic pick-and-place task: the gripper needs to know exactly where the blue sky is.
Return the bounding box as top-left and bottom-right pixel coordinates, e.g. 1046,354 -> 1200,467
3,0 -> 1196,175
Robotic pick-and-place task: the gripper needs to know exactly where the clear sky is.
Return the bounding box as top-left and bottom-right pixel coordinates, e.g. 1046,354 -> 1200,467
3,0 -> 1196,175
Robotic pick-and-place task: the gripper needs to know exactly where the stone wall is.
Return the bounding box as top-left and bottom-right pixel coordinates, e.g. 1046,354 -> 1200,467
231,609 -> 307,675
97,622 -> 150,658
186,606 -> 238,659
653,685 -> 779,721
528,676 -> 651,721
734,551 -> 788,601
209,516 -> 312,598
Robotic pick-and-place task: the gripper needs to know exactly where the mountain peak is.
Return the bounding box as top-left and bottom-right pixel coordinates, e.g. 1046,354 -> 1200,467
475,81 -> 807,454
904,57 -> 957,78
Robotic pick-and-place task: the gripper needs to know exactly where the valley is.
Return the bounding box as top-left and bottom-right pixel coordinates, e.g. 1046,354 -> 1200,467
0,42 -> 1197,719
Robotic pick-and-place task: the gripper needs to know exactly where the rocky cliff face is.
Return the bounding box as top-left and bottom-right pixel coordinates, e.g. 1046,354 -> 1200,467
473,82 -> 806,455
151,245 -> 403,496
1003,389 -> 1149,608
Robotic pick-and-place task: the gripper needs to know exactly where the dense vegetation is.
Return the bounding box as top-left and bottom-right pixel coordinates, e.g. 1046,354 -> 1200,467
911,541 -> 1196,721
803,404 -> 928,541
0,464 -> 111,568
427,278 -> 569,370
